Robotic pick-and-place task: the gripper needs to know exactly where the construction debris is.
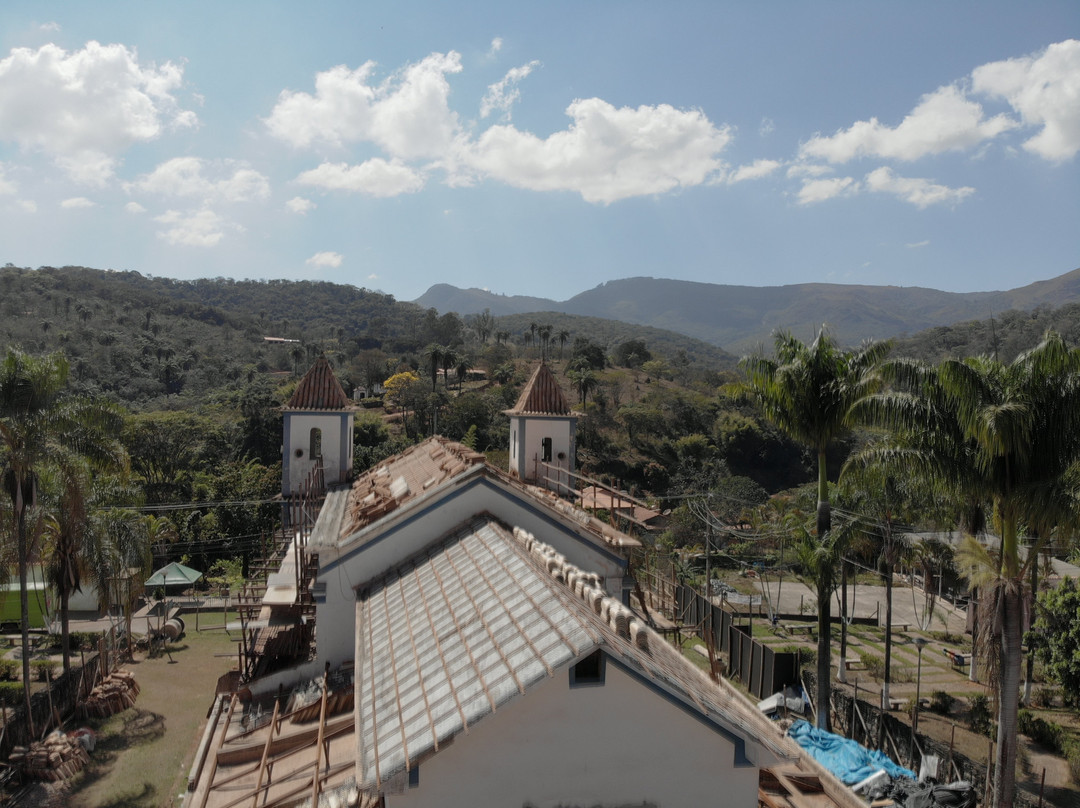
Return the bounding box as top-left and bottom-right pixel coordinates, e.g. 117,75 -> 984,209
76,669 -> 140,719
9,730 -> 91,782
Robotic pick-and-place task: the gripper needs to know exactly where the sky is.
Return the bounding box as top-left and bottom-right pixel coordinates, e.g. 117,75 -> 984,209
0,2 -> 1077,304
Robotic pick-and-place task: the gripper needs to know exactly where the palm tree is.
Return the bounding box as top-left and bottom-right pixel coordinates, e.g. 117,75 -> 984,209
732,328 -> 890,730
440,347 -> 457,390
0,350 -> 124,727
422,344 -> 443,393
852,332 -> 1080,808
455,356 -> 473,391
558,330 -> 570,359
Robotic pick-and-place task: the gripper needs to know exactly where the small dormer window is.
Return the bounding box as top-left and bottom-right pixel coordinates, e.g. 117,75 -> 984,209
309,427 -> 322,459
541,437 -> 553,462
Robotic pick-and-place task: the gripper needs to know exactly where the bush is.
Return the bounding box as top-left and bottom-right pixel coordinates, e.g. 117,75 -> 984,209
1068,745 -> 1080,786
1031,686 -> 1058,709
1018,709 -> 1067,754
969,694 -> 994,736
0,659 -> 18,681
930,690 -> 956,715
30,659 -> 55,682
0,682 -> 23,706
858,651 -> 886,680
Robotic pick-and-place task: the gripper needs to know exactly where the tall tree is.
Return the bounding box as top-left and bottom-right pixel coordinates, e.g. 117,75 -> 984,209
732,328 -> 889,730
852,331 -> 1080,808
0,350 -> 124,727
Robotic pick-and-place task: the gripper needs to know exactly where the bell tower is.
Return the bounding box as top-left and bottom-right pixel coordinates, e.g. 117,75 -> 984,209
504,362 -> 577,495
282,357 -> 355,500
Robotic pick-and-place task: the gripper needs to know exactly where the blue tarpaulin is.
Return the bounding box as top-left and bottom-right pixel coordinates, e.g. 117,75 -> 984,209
787,720 -> 916,784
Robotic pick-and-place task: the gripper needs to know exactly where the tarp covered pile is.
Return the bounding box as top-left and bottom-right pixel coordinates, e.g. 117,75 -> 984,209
787,719 -> 916,784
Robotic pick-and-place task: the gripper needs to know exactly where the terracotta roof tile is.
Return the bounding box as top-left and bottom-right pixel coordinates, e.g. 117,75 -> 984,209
341,437 -> 486,537
506,363 -> 572,416
285,357 -> 351,410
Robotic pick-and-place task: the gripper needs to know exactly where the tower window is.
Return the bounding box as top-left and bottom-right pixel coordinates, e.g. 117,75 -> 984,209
541,437 -> 553,462
309,427 -> 322,459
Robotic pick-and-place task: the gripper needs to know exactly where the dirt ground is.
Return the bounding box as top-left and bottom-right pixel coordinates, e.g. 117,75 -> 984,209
6,617 -> 238,808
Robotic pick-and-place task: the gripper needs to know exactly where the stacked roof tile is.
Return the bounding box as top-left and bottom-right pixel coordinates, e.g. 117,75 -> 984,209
506,362 -> 572,415
342,437 -> 486,536
285,356 -> 351,410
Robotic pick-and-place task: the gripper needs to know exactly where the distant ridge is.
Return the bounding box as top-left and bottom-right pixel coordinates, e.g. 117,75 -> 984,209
414,269 -> 1080,353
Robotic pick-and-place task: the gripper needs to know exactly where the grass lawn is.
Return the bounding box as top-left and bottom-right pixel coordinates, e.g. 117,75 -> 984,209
63,611 -> 238,808
0,591 -> 46,627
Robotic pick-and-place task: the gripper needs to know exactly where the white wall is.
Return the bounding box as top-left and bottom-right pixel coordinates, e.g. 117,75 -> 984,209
382,658 -> 763,808
509,415 -> 575,492
283,411 -> 353,495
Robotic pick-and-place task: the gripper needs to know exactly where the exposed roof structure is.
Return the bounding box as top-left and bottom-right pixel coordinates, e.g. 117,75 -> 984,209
354,516 -> 791,794
285,356 -> 351,411
313,436 -> 638,558
340,436 -> 487,537
505,362 -> 572,416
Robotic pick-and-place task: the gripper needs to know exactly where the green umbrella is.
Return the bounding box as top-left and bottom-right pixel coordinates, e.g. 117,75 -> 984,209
145,561 -> 202,588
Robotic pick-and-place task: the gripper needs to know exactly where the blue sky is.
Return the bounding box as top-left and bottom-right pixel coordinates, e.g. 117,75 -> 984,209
0,2 -> 1077,303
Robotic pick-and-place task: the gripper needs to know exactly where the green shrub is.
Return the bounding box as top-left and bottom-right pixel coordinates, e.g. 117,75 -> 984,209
1068,744 -> 1080,786
1031,686 -> 1058,709
0,659 -> 18,681
858,650 -> 886,680
30,659 -> 55,682
930,690 -> 955,715
0,682 -> 23,706
1018,709 -> 1067,754
969,694 -> 993,736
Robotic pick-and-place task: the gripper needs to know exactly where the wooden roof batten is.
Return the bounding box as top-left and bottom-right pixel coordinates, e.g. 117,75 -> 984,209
285,356 -> 352,411
505,362 -> 572,417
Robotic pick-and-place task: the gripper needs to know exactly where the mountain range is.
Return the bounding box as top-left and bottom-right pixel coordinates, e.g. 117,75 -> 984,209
415,269 -> 1080,353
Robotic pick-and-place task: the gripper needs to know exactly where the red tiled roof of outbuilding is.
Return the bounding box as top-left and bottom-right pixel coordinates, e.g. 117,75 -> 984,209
285,357 -> 351,410
506,362 -> 572,416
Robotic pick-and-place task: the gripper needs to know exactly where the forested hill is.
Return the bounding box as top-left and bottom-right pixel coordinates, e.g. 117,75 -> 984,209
416,269 -> 1080,353
0,265 -> 732,406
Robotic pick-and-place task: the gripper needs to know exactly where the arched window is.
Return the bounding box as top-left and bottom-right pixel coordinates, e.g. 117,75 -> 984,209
309,427 -> 322,459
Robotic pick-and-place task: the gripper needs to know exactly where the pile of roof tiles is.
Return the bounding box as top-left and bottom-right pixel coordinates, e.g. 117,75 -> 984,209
76,670 -> 139,719
9,731 -> 91,781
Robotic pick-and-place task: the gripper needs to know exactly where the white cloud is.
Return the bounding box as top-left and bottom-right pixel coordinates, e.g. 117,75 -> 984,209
786,162 -> 830,179
864,167 -> 974,208
306,251 -> 343,268
39,22 -> 60,32
729,159 -> 781,183
367,273 -> 379,281
125,201 -> 146,214
0,164 -> 15,195
19,200 -> 36,213
759,117 -> 775,137
972,39 -> 1080,161
60,196 -> 94,208
0,41 -> 196,183
296,159 -> 425,197
154,209 -> 227,247
488,38 -> 503,57
480,60 -> 540,120
266,52 -> 463,160
800,84 -> 1016,163
797,176 -> 857,204
286,196 -> 315,213
127,157 -> 270,202
906,240 -> 930,248
465,98 -> 732,204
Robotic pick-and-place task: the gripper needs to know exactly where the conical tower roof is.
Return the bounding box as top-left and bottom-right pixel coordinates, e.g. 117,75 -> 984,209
285,356 -> 351,410
506,363 -> 572,416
